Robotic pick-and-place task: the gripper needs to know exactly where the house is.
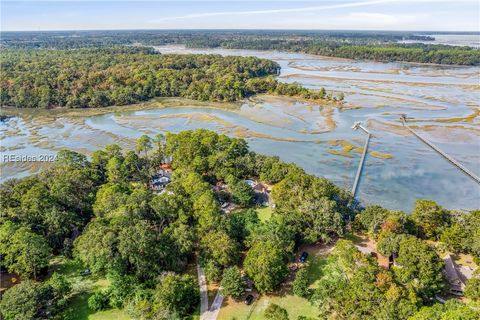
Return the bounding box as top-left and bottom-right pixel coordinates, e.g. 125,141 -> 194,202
150,169 -> 171,192
443,255 -> 466,296
160,163 -> 172,171
244,179 -> 270,205
253,182 -> 269,205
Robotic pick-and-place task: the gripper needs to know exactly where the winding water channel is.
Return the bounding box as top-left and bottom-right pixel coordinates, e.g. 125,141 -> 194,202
1,45 -> 479,211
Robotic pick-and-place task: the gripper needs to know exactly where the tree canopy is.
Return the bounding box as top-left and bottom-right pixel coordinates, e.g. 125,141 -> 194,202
0,47 -> 334,109
0,129 -> 478,319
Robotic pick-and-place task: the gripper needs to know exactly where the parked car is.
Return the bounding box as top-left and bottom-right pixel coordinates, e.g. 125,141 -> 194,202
299,251 -> 308,263
221,202 -> 229,209
80,269 -> 91,276
244,294 -> 254,305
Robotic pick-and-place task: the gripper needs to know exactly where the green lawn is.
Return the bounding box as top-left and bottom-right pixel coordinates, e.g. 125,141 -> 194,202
50,257 -> 131,320
219,294 -> 318,320
256,206 -> 273,222
305,254 -> 328,290
218,251 -> 326,319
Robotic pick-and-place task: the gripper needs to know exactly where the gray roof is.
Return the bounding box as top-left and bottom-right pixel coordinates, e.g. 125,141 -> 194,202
443,255 -> 465,291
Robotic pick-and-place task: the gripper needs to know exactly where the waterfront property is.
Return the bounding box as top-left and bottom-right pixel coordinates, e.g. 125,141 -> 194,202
150,168 -> 172,192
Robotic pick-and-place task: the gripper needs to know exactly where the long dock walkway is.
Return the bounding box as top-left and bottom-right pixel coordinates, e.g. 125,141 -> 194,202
352,132 -> 371,197
401,117 -> 480,184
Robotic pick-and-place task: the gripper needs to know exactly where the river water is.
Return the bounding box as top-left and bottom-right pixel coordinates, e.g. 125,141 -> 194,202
1,45 -> 479,212
399,34 -> 480,48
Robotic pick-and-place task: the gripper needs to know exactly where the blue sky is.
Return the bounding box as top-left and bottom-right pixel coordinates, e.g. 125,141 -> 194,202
2,0 -> 479,31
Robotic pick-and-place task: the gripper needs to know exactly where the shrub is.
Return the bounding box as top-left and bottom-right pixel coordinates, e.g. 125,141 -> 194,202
220,266 -> 245,299
292,268 -> 309,298
88,292 -> 110,311
264,303 -> 289,320
204,259 -> 223,283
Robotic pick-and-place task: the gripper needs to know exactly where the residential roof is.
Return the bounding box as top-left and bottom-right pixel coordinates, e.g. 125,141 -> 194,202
443,255 -> 465,292
253,182 -> 267,192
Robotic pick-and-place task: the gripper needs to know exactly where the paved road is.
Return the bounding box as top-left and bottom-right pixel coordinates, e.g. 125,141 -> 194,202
205,290 -> 224,320
197,264 -> 209,320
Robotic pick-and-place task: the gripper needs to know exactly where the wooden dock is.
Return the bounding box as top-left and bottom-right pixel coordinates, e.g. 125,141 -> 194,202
352,132 -> 371,197
401,117 -> 480,184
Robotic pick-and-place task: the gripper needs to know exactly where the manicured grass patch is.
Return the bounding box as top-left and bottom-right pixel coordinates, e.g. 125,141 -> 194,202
304,255 -> 327,289
344,232 -> 365,244
219,294 -> 318,320
50,257 -> 131,320
453,253 -> 478,269
88,309 -> 131,320
256,206 -> 273,222
218,249 -> 326,319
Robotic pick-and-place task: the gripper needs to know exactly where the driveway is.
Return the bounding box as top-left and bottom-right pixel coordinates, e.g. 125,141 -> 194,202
197,263 -> 209,320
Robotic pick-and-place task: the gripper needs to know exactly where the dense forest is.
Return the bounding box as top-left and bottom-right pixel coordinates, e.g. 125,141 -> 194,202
196,39 -> 480,65
0,47 -> 335,109
1,30 -> 479,65
0,30 -> 436,49
1,129 -> 479,319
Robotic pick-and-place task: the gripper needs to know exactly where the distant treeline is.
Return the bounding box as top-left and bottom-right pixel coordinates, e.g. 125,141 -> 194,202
0,47 -> 335,108
189,39 -> 480,66
1,30 -> 478,65
0,30 -> 433,49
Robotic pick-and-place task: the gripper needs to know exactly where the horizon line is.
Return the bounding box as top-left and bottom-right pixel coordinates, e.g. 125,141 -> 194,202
2,28 -> 480,33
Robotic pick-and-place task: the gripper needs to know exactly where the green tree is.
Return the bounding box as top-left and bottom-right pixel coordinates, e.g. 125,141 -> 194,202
48,272 -> 72,303
106,271 -> 137,308
200,230 -> 239,267
244,240 -> 288,293
292,268 -> 309,298
1,224 -> 51,279
203,259 -> 222,283
264,303 -> 289,320
220,266 -> 245,299
106,157 -> 125,183
122,150 -> 147,182
409,299 -> 480,320
271,171 -> 349,244
0,280 -> 68,320
73,219 -> 117,273
354,205 -> 390,235
377,231 -> 406,257
231,180 -> 254,207
393,236 -> 444,300
117,220 -> 162,280
312,240 -> 417,320
88,292 -> 110,312
136,135 -> 152,157
153,273 -> 198,317
440,224 -> 466,253
225,209 -> 259,244
246,217 -> 296,256
465,272 -> 480,302
0,280 -> 49,320
92,183 -> 130,218
411,200 -> 448,240
152,133 -> 166,166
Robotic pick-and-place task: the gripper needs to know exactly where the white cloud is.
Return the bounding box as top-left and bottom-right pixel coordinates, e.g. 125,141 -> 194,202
336,12 -> 420,28
149,0 -> 477,24
149,0 -> 400,23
